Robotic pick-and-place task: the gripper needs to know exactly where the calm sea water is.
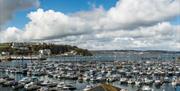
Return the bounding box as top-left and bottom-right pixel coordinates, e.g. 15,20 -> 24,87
0,52 -> 180,91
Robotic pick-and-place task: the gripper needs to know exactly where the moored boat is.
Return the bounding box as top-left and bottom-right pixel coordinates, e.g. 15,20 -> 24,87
141,85 -> 152,91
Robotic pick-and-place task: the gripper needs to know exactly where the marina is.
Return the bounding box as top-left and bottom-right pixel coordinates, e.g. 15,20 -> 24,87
0,52 -> 180,91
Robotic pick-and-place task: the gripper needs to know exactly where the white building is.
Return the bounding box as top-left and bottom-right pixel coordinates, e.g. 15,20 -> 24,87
11,42 -> 29,50
62,50 -> 77,56
39,49 -> 51,55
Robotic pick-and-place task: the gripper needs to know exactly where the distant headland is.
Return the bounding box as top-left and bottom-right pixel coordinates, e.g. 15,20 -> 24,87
0,42 -> 93,57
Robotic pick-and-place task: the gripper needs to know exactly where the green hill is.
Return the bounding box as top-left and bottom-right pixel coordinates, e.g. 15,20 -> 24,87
0,42 -> 92,56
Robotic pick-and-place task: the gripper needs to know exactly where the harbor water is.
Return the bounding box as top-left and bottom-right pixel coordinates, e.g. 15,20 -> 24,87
0,52 -> 180,91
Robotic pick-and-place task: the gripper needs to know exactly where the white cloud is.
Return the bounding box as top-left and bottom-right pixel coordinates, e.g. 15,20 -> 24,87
0,0 -> 180,50
44,23 -> 179,51
23,9 -> 92,40
58,22 -> 180,51
100,0 -> 180,30
0,0 -> 40,26
0,27 -> 23,42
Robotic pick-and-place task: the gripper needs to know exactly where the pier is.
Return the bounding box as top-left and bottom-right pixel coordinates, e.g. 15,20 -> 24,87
0,56 -> 46,61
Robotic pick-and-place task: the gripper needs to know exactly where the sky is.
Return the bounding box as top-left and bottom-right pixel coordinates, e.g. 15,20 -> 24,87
0,0 -> 180,51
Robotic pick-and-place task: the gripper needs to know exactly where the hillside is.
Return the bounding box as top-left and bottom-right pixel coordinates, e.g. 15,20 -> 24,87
0,42 -> 92,56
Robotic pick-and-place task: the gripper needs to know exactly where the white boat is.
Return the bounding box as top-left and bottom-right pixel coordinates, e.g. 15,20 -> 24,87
120,78 -> 127,84
172,80 -> 176,87
135,81 -> 141,86
57,82 -> 76,90
40,80 -> 57,87
57,82 -> 65,88
141,86 -> 152,91
0,78 -> 6,84
128,79 -> 135,84
96,76 -> 105,81
19,77 -> 31,84
62,84 -> 76,90
107,77 -> 115,82
24,82 -> 40,90
83,85 -> 93,91
171,79 -> 180,87
135,78 -> 143,86
164,77 -> 170,83
38,87 -> 49,91
90,77 -> 96,82
83,75 -> 90,81
154,79 -> 162,86
12,83 -> 24,90
144,78 -> 153,85
175,71 -> 180,76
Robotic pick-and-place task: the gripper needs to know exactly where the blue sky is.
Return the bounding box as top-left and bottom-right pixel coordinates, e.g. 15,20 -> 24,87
5,0 -> 180,29
170,16 -> 180,25
6,0 -> 118,29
